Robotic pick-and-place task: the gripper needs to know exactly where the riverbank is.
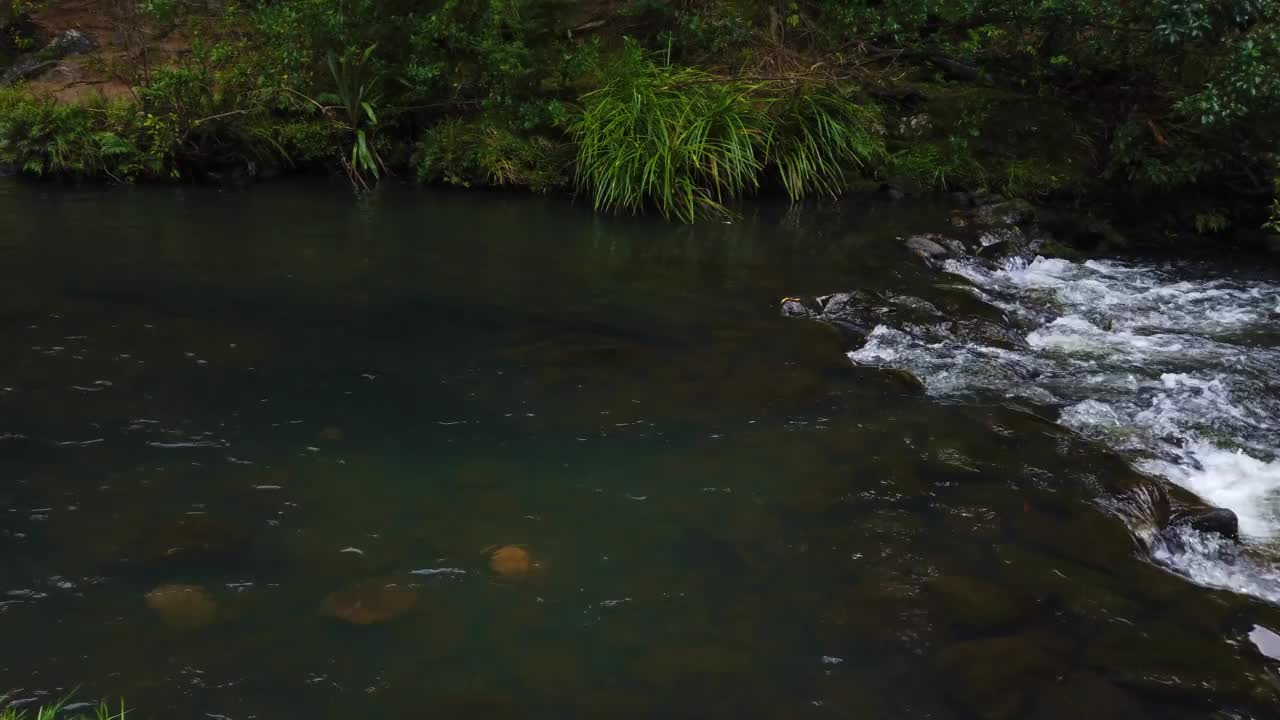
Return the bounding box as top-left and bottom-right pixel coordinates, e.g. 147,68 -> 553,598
1,0 -> 1278,245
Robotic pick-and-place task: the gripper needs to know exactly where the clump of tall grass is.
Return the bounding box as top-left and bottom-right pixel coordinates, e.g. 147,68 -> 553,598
569,42 -> 886,222
771,91 -> 887,201
570,43 -> 771,222
0,692 -> 129,720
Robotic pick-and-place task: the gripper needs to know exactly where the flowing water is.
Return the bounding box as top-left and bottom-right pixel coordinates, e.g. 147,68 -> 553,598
852,255 -> 1280,604
2,180 -> 1280,719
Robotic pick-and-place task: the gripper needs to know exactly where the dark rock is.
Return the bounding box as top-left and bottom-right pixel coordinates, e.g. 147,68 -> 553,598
1266,235 -> 1280,255
954,319 -> 1030,350
975,227 -> 1034,260
1,29 -> 97,86
1170,507 -> 1239,541
1026,672 -> 1147,720
904,233 -> 954,261
967,189 -> 992,206
974,199 -> 1037,226
936,632 -> 1070,720
882,185 -> 906,201
929,574 -> 1030,632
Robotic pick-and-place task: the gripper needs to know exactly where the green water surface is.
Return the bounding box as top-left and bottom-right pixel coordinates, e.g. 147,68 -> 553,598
1,180 -> 1278,719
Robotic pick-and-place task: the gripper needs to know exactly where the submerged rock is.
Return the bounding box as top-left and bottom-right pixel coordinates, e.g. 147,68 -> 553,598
322,578 -> 418,624
489,545 -> 536,580
929,574 -> 1030,632
1026,672 -> 1146,720
145,584 -> 217,629
935,632 -> 1070,720
127,516 -> 251,572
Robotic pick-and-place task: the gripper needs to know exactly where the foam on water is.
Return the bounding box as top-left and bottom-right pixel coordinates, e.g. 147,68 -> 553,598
850,255 -> 1280,601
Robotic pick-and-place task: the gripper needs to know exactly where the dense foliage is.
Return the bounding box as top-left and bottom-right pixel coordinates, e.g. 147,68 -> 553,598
0,0 -> 1277,232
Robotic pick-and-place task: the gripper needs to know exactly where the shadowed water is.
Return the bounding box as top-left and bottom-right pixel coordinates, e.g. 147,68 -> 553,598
2,180 -> 1280,719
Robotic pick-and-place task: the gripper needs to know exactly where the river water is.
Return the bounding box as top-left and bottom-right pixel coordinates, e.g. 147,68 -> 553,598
2,180 -> 1279,719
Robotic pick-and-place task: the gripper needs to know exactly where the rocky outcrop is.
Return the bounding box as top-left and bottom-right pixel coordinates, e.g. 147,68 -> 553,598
1,29 -> 97,86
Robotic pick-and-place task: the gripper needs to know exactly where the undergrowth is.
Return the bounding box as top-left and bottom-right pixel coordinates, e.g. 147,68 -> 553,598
415,117 -> 568,192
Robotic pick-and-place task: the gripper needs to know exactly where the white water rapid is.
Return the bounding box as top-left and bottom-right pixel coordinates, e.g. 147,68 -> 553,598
850,256 -> 1280,602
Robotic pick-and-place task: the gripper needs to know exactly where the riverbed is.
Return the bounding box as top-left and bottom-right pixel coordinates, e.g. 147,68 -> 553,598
2,180 -> 1279,719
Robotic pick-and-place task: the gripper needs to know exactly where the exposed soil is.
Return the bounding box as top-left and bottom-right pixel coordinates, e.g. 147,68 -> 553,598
20,0 -> 195,102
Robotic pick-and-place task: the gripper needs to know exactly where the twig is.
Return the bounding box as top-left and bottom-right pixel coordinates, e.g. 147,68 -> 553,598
192,109 -> 251,125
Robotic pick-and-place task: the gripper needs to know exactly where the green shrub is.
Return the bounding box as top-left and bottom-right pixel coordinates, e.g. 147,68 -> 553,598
0,90 -> 175,180
415,117 -> 567,192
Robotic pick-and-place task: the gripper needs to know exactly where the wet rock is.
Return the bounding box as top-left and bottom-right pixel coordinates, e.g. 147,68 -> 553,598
1085,623 -> 1279,709
954,319 -> 1030,350
903,234 -> 953,261
1,30 -> 97,85
894,113 -> 935,140
145,584 -> 217,629
322,578 -> 418,625
1170,507 -> 1239,541
973,199 -> 1037,227
935,632 -> 1070,720
881,367 -> 926,394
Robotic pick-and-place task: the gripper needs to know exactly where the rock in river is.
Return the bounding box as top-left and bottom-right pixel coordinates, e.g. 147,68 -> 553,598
489,545 -> 537,580
146,584 -> 218,629
322,578 -> 418,625
1170,507 -> 1239,541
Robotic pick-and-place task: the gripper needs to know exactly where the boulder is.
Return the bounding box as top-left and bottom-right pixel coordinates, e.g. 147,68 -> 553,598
1,30 -> 97,86
903,234 -> 953,261
1170,507 -> 1239,541
973,199 -> 1037,227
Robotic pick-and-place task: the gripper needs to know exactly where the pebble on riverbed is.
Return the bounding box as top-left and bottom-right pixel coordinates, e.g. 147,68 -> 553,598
489,545 -> 537,580
322,578 -> 418,625
145,584 -> 217,629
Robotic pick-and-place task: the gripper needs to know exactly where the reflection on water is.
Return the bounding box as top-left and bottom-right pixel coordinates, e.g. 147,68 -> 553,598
2,180 -> 1280,719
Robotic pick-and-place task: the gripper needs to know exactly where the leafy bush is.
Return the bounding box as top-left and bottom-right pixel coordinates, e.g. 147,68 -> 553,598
0,90 -> 174,179
415,117 -> 568,192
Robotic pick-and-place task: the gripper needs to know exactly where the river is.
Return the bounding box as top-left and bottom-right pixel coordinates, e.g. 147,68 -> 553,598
1,180 -> 1279,719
